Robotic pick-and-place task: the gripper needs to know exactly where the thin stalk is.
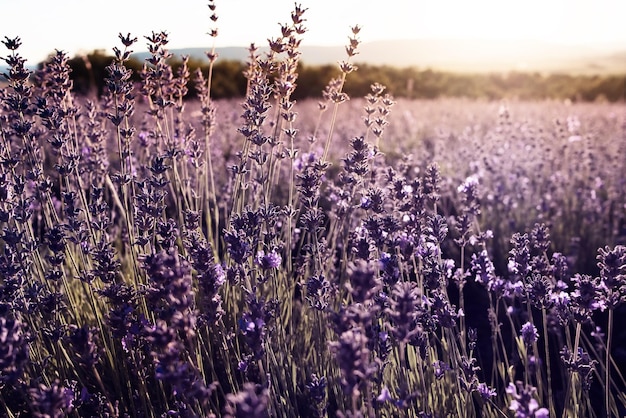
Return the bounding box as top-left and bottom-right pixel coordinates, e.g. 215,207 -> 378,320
542,308 -> 556,417
203,54 -> 220,253
459,245 -> 467,355
606,307 -> 614,418
562,322 -> 582,418
322,72 -> 347,162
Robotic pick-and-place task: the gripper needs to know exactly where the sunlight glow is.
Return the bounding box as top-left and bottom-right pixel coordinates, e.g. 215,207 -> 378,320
1,0 -> 625,64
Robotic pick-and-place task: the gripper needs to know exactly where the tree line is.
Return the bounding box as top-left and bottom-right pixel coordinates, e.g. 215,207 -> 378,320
61,50 -> 626,102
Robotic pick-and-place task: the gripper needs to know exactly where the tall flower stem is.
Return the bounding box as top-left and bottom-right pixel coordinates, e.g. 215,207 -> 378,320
606,307 -> 614,417
541,308 -> 555,417
562,322 -> 582,418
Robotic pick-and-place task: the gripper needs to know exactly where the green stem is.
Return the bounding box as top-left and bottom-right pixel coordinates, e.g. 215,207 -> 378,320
606,308 -> 614,418
542,308 -> 556,417
562,322 -> 582,418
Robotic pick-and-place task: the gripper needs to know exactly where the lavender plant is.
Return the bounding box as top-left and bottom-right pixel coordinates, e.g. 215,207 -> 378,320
1,3 -> 626,418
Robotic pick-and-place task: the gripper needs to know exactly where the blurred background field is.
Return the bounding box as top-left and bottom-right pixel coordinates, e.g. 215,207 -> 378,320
5,49 -> 625,102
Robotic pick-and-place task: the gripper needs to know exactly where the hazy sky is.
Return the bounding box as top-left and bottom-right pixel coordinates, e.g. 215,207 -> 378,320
2,0 -> 626,64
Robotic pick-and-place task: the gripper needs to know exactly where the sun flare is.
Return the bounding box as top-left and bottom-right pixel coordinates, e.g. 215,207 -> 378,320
1,0 -> 625,64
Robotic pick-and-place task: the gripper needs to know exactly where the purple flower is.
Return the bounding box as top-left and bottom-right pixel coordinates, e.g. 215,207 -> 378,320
90,237 -> 121,284
306,274 -> 331,311
376,386 -> 393,403
224,228 -> 253,264
306,374 -> 327,417
417,240 -> 445,291
429,291 -> 458,329
509,233 -> 531,280
345,260 -> 380,304
183,228 -> 225,323
459,356 -> 481,392
343,136 -> 372,178
425,214 -> 448,244
2,36 -> 22,51
570,273 -> 604,322
468,327 -> 478,350
471,249 -> 496,286
432,360 -> 451,380
597,245 -> 626,308
506,381 -> 546,418
551,252 -> 570,282
457,175 -> 480,217
527,356 -> 541,375
386,281 -> 421,344
156,217 -> 179,249
67,325 -> 100,369
520,322 -> 538,348
255,249 -> 282,269
239,313 -> 267,360
0,313 -> 28,385
423,163 -> 441,203
28,380 -> 73,418
457,174 -> 479,195
526,274 -> 553,309
143,249 -> 195,330
530,223 -> 550,254
145,319 -> 215,405
238,295 -> 277,360
223,383 -> 269,418
237,358 -> 249,373
548,290 -> 572,327
560,346 -> 597,391
329,328 -> 374,397
476,382 -> 496,401
379,252 -> 400,285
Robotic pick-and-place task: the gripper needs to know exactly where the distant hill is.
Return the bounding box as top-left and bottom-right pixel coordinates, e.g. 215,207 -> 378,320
2,39 -> 626,77
130,39 -> 626,75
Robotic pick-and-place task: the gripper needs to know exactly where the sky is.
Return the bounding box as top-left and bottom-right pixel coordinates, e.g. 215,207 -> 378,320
1,0 -> 626,64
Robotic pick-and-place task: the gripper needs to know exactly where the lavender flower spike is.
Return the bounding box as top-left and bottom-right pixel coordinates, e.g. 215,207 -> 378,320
520,322 -> 538,348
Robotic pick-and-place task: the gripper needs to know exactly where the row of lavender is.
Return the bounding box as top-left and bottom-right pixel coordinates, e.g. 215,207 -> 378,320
2,3 -> 626,417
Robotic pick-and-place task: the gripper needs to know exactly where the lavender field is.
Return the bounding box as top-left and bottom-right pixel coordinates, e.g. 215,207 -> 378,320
2,3 -> 626,418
